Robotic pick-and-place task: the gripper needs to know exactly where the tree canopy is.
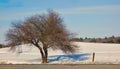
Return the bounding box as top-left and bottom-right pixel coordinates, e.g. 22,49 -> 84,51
6,10 -> 77,63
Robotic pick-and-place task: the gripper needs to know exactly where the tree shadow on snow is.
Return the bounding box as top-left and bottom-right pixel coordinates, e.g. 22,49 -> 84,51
25,53 -> 90,63
48,53 -> 91,63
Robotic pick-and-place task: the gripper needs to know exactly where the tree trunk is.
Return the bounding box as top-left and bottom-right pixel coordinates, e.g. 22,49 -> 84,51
41,55 -> 48,63
42,46 -> 48,63
35,43 -> 48,64
39,48 -> 48,64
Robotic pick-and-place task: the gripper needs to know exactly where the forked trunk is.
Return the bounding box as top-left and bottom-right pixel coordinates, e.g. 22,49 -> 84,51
36,44 -> 48,64
41,47 -> 48,64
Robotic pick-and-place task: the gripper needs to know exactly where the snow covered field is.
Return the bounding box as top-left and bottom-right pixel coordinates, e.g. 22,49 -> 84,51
0,42 -> 120,64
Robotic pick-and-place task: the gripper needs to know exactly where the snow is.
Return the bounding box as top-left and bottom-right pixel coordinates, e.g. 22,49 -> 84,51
0,42 -> 120,64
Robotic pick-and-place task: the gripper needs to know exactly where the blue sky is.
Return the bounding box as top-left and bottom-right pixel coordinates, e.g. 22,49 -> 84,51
0,0 -> 120,44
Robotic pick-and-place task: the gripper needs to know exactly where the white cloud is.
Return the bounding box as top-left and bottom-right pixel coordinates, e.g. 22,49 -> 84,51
56,5 -> 120,15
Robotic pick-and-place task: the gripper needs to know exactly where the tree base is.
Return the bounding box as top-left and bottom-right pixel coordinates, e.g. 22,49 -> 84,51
42,61 -> 48,64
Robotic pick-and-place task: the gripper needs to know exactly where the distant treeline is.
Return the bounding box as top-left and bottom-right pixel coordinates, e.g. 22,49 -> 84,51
71,36 -> 120,43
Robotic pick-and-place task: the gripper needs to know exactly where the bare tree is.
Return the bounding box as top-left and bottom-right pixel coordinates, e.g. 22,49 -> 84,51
6,10 -> 77,63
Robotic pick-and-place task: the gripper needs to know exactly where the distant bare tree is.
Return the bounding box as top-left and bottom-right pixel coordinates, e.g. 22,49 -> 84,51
0,44 -> 3,48
6,10 -> 77,63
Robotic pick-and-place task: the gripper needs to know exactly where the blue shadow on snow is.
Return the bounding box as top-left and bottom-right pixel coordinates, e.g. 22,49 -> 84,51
48,53 -> 90,62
